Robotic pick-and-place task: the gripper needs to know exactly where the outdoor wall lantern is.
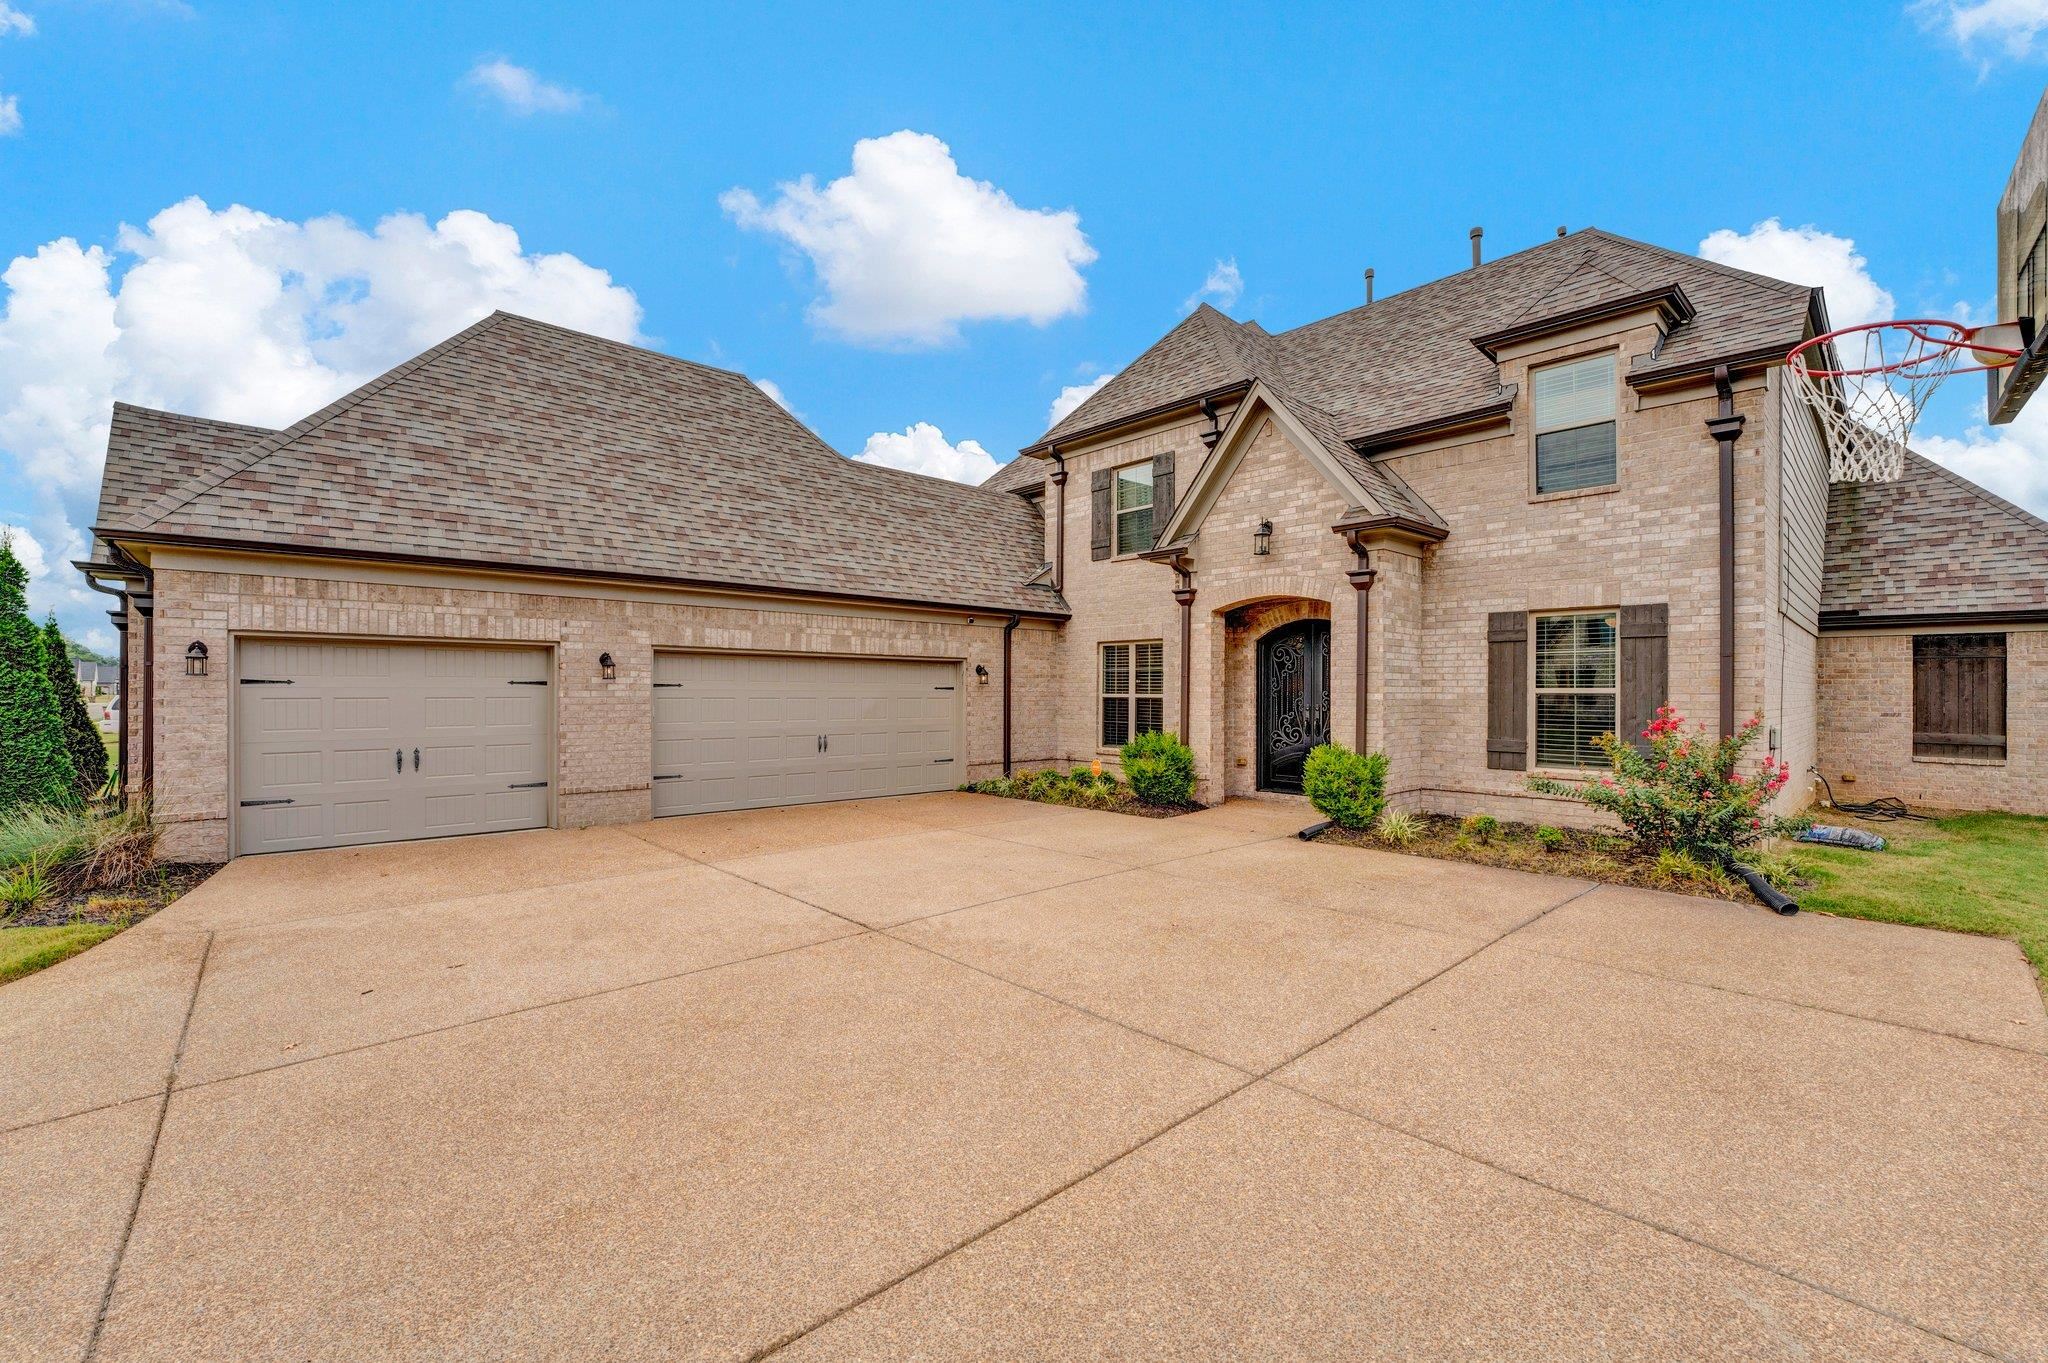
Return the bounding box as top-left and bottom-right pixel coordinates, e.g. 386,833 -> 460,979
974,663 -> 990,685
598,651 -> 617,681
184,640 -> 208,677
1253,519 -> 1273,556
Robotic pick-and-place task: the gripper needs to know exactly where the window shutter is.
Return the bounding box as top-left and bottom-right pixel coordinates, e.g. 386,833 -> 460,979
1150,452 -> 1176,546
1090,468 -> 1113,561
1486,612 -> 1528,771
1618,604 -> 1669,755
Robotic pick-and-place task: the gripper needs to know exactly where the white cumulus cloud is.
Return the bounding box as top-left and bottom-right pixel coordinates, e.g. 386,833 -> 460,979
1699,219 -> 1894,329
1183,257 -> 1243,312
0,4 -> 31,37
1048,372 -> 1114,426
1916,404 -> 2048,517
463,59 -> 589,115
1916,0 -> 2048,60
853,422 -> 1001,484
721,130 -> 1096,347
0,93 -> 19,137
0,197 -> 640,638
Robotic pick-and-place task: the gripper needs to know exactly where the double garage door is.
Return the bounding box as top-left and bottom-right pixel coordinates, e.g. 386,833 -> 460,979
233,642 -> 961,854
235,641 -> 552,856
652,652 -> 961,817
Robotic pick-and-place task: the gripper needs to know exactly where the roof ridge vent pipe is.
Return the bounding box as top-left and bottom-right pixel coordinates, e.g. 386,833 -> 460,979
1470,226 -> 1483,268
1364,267 -> 1375,305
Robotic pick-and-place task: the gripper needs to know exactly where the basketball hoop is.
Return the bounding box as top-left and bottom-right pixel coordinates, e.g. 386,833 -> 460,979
1786,319 -> 2024,482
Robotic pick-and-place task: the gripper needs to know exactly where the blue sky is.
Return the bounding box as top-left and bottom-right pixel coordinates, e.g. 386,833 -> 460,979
4,0 -> 2046,649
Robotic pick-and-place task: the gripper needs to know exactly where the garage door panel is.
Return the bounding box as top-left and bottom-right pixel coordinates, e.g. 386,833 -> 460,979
235,642 -> 551,856
652,652 -> 961,818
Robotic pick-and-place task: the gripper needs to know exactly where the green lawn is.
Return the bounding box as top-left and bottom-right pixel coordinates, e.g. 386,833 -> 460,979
1794,812 -> 2048,989
0,922 -> 122,985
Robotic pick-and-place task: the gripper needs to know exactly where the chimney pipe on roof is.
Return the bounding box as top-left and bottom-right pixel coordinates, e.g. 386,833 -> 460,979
1557,225 -> 1567,237
1364,268 -> 1374,305
1470,226 -> 1483,268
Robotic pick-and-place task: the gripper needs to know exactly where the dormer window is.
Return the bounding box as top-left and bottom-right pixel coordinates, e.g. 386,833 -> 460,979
1532,352 -> 1618,494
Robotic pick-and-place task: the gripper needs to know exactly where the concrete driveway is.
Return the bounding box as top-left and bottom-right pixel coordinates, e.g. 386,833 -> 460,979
5,794 -> 2045,1362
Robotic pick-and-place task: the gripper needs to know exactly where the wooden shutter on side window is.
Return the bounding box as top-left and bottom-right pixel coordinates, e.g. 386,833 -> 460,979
1618,604 -> 1669,755
1091,468 -> 1113,560
1150,452 -> 1176,546
1486,612 -> 1528,771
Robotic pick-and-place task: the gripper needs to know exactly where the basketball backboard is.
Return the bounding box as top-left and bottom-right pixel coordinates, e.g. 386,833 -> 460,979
1991,88 -> 2048,423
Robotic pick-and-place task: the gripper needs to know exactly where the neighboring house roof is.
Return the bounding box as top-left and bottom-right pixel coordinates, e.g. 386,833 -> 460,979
1823,451 -> 2048,625
99,312 -> 1064,617
1024,228 -> 1816,456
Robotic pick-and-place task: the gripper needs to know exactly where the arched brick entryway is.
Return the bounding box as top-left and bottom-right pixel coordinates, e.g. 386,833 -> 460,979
1218,596 -> 1331,799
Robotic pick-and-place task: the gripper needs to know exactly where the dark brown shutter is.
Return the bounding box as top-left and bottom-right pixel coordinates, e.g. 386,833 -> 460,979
1913,634 -> 2007,759
1618,604 -> 1669,755
1150,451 -> 1175,546
1090,468 -> 1113,560
1486,611 -> 1528,771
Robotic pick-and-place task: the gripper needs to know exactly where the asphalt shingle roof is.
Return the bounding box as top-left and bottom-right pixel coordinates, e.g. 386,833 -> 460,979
89,405 -> 273,561
1823,451 -> 2048,621
1023,228 -> 1816,455
103,312 -> 1063,616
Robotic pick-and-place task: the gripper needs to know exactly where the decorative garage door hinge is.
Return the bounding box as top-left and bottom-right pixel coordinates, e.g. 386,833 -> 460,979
508,781 -> 549,790
652,773 -> 682,781
933,757 -> 954,763
507,679 -> 548,686
652,682 -> 683,688
239,678 -> 295,685
933,685 -> 955,690
239,797 -> 295,807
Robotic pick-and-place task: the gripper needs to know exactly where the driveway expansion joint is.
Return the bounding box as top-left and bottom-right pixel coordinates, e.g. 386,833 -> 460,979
83,929 -> 215,1363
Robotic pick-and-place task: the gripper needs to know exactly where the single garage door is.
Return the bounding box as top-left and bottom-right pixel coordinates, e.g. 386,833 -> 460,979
235,640 -> 552,855
652,652 -> 960,817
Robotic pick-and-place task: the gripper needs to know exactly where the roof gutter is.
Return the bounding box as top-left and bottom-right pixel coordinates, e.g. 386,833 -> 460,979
95,528 -> 1072,623
1019,380 -> 1254,459
1349,399 -> 1513,456
1819,606 -> 2048,632
1470,285 -> 1696,361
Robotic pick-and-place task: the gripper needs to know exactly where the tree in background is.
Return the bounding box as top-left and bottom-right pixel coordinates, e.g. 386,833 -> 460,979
0,535 -> 80,811
43,615 -> 109,800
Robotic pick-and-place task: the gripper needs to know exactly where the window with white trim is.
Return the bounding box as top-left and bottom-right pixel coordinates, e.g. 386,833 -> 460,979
1532,352 -> 1618,493
1533,611 -> 1617,769
1113,463 -> 1155,555
1100,641 -> 1164,747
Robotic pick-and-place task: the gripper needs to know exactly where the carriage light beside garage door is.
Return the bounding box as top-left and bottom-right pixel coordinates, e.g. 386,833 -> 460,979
650,652 -> 962,818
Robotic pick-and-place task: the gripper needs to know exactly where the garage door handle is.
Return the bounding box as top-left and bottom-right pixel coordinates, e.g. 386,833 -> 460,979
396,749 -> 403,773
413,748 -> 421,771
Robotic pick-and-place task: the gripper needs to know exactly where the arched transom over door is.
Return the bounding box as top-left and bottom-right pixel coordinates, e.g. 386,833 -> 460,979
1256,619 -> 1330,794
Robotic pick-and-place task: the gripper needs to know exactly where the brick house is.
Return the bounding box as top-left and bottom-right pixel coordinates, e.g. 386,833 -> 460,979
79,229 -> 2048,860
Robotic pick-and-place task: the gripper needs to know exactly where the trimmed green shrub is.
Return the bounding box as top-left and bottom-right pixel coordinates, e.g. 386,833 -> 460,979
1534,825 -> 1566,851
1460,813 -> 1500,842
42,616 -> 107,800
0,536 -> 78,813
1120,731 -> 1196,807
1301,743 -> 1388,829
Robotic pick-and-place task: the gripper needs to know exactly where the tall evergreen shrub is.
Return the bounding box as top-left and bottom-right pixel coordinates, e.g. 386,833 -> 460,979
43,615 -> 109,799
0,536 -> 79,812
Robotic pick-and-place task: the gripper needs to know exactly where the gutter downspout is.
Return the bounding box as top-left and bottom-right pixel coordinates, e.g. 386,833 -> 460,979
1170,556 -> 1196,742
81,569 -> 131,805
132,571 -> 156,796
1707,365 -> 1746,740
1343,533 -> 1378,750
1047,450 -> 1068,595
1001,614 -> 1021,776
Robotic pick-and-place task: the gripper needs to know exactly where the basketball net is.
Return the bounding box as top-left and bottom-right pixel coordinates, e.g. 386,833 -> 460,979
1786,320 -> 2021,483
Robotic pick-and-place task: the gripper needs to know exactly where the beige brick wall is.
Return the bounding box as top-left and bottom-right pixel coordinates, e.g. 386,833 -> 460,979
140,555 -> 1057,861
1817,627 -> 2047,814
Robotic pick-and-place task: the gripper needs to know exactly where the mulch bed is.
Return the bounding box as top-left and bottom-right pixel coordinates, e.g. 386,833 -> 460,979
972,790 -> 1204,820
9,863 -> 222,929
1311,815 -> 1757,902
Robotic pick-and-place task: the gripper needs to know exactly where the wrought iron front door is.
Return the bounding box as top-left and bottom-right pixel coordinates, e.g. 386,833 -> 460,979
1256,619 -> 1330,793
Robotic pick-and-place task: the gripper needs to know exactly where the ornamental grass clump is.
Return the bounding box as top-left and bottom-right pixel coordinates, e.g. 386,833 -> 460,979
1527,706 -> 1803,865
1302,744 -> 1388,830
